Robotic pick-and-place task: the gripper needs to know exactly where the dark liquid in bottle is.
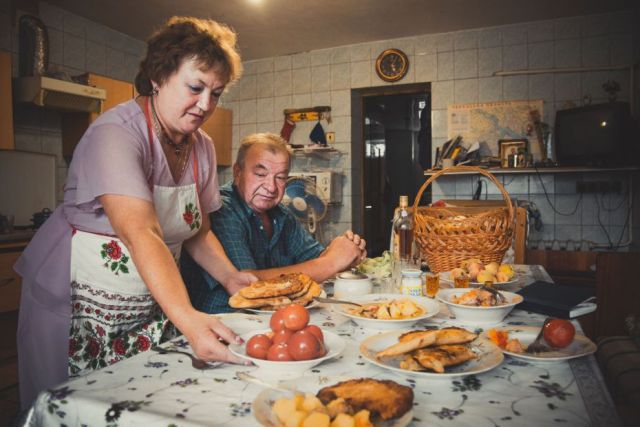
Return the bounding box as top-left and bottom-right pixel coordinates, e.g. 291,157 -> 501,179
398,228 -> 413,260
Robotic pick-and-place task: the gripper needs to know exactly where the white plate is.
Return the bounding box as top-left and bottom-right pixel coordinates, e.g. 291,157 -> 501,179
483,326 -> 597,363
252,376 -> 413,427
229,328 -> 345,377
437,288 -> 523,325
213,312 -> 267,335
337,293 -> 440,330
359,330 -> 503,378
439,271 -> 518,287
245,290 -> 327,314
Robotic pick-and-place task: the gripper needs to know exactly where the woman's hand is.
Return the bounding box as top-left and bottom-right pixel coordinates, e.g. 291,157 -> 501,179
183,311 -> 250,364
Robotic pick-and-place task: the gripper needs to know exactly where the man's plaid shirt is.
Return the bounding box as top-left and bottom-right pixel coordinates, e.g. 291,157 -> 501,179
180,182 -> 324,313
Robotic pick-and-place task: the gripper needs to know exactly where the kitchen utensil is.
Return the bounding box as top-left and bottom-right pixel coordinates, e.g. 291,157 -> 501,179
437,288 -> 523,325
333,270 -> 372,298
313,296 -> 362,307
151,346 -> 221,370
236,371 -> 295,393
525,318 -> 552,353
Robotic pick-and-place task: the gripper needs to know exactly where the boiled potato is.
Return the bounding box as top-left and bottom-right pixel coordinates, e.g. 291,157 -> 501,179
302,394 -> 325,412
330,413 -> 355,427
326,398 -> 350,419
285,410 -> 308,427
353,410 -> 373,427
273,398 -> 298,423
302,411 -> 330,427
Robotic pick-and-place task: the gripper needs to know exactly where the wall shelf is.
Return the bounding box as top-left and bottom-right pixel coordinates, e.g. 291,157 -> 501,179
424,166 -> 639,176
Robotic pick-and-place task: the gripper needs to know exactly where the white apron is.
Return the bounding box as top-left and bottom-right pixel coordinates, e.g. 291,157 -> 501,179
67,98 -> 202,375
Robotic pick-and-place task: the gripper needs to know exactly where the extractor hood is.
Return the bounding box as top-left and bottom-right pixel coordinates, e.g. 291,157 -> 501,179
13,76 -> 106,113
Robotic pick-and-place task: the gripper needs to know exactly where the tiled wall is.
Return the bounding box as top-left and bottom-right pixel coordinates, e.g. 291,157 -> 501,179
226,9 -> 639,248
0,2 -> 145,203
2,2 -> 639,248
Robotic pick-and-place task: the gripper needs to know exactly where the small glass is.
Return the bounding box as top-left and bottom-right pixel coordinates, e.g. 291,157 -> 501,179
454,274 -> 470,288
424,272 -> 440,298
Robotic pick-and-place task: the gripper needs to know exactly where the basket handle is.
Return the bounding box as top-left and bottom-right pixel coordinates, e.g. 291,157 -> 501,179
412,165 -> 514,219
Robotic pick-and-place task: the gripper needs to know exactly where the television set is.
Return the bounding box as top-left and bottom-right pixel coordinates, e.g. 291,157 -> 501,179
554,102 -> 635,167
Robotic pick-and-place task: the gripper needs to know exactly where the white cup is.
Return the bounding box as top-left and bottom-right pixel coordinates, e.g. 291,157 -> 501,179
334,271 -> 373,299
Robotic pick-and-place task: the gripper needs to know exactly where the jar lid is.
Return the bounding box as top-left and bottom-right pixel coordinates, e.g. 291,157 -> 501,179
401,268 -> 422,277
337,269 -> 369,280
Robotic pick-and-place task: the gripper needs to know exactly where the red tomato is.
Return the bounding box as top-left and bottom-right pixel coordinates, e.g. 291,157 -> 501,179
543,319 -> 576,349
245,334 -> 272,360
303,324 -> 324,343
272,328 -> 294,346
266,343 -> 294,361
287,330 -> 322,361
282,304 -> 310,331
270,308 -> 287,332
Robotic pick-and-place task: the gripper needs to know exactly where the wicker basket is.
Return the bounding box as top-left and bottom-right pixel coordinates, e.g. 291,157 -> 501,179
412,166 -> 515,273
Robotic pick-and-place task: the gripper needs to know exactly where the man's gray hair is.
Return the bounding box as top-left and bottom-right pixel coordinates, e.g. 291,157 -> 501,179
235,132 -> 293,169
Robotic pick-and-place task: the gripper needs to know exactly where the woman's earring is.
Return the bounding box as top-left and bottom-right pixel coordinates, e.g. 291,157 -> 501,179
151,87 -> 159,96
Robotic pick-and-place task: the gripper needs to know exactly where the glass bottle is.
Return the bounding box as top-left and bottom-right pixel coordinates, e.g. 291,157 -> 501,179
393,195 -> 414,264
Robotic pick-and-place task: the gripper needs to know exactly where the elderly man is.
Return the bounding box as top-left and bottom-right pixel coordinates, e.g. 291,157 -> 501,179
181,132 -> 366,313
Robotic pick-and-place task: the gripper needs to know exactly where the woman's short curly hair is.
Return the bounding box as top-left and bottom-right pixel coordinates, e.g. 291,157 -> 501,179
135,16 -> 243,95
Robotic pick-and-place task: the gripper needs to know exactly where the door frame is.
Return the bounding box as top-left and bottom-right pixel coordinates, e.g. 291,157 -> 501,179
350,83 -> 430,236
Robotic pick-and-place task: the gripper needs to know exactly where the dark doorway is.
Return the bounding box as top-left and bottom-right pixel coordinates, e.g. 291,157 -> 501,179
351,83 -> 431,257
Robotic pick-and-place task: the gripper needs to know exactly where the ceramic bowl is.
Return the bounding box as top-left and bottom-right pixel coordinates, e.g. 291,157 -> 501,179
437,288 -> 523,325
333,270 -> 373,298
336,293 -> 440,330
228,329 -> 345,378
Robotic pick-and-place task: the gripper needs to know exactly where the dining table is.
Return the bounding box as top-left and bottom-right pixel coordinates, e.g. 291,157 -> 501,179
26,265 -> 620,427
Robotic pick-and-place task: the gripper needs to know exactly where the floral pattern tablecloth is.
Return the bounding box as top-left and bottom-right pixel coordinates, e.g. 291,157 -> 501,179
27,265 -> 619,427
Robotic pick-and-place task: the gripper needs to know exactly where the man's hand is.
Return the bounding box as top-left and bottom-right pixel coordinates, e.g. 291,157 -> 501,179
224,271 -> 258,296
344,230 -> 367,264
321,234 -> 363,271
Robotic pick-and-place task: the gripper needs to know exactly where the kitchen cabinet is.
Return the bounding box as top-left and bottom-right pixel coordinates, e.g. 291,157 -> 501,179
0,50 -> 14,150
200,107 -> 232,166
61,73 -> 135,159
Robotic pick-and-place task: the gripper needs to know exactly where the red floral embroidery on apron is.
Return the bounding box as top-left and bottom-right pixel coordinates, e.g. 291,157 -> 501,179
183,202 -> 201,230
100,240 -> 130,274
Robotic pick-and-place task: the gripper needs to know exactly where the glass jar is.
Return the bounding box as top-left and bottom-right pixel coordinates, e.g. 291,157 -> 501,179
400,269 -> 423,296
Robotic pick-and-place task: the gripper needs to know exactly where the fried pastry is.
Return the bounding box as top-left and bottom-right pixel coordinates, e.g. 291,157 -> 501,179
228,293 -> 292,309
376,327 -> 477,359
412,344 -> 476,373
316,378 -> 413,421
239,273 -> 307,299
290,281 -> 322,306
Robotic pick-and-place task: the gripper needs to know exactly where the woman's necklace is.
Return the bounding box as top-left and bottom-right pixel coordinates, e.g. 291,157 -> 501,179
150,97 -> 190,156
150,97 -> 193,181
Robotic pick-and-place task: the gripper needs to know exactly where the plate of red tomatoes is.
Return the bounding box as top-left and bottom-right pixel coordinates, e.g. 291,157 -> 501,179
485,322 -> 596,363
228,304 -> 345,376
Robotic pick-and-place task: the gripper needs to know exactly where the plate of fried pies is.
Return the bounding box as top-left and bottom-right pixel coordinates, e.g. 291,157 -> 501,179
229,273 -> 326,313
359,326 -> 504,378
252,376 -> 414,427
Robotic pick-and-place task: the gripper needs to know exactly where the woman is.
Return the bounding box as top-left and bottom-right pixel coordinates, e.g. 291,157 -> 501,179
15,16 -> 254,409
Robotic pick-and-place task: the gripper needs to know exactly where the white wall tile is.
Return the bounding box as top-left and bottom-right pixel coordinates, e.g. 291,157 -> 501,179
582,36 -> 611,66
528,41 -> 554,69
454,78 -> 478,104
528,74 -> 554,101
478,27 -> 501,48
48,28 -> 64,65
39,2 -> 64,30
502,45 -> 527,70
502,25 -> 527,46
350,44 -> 370,62
331,90 -> 350,117
555,39 -> 581,68
454,49 -> 478,79
331,63 -> 350,90
274,55 -> 291,71
311,91 -> 331,108
350,60 -> 371,88
527,20 -> 554,43
554,73 -> 581,101
503,75 -> 528,100
435,33 -> 453,52
414,34 -> 437,54
238,100 -> 257,124
256,58 -> 274,73
311,65 -> 330,92
331,47 -> 350,64
243,60 -> 257,76
292,93 -> 311,109
414,53 -> 436,82
554,194 -> 581,225
63,11 -> 86,38
292,67 -> 311,94
256,98 -> 274,124
273,95 -> 292,122
554,16 -> 581,40
437,52 -> 453,80
581,14 -> 611,38
431,109 -> 447,138
478,76 -> 502,102
311,49 -> 332,67
105,47 -> 125,80
455,30 -> 478,50
291,52 -> 310,69
478,47 -> 501,77
257,72 -> 274,98
274,70 -> 293,96
431,81 -> 454,109
85,40 -> 106,75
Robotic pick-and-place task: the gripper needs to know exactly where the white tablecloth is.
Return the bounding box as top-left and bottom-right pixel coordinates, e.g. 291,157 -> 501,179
27,265 -> 619,426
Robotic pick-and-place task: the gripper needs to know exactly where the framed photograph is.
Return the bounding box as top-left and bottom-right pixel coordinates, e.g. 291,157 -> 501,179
499,139 -> 528,168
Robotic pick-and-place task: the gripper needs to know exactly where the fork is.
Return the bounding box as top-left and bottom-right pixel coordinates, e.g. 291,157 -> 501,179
151,346 -> 222,370
525,318 -> 552,353
313,296 -> 363,307
479,285 -> 506,304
